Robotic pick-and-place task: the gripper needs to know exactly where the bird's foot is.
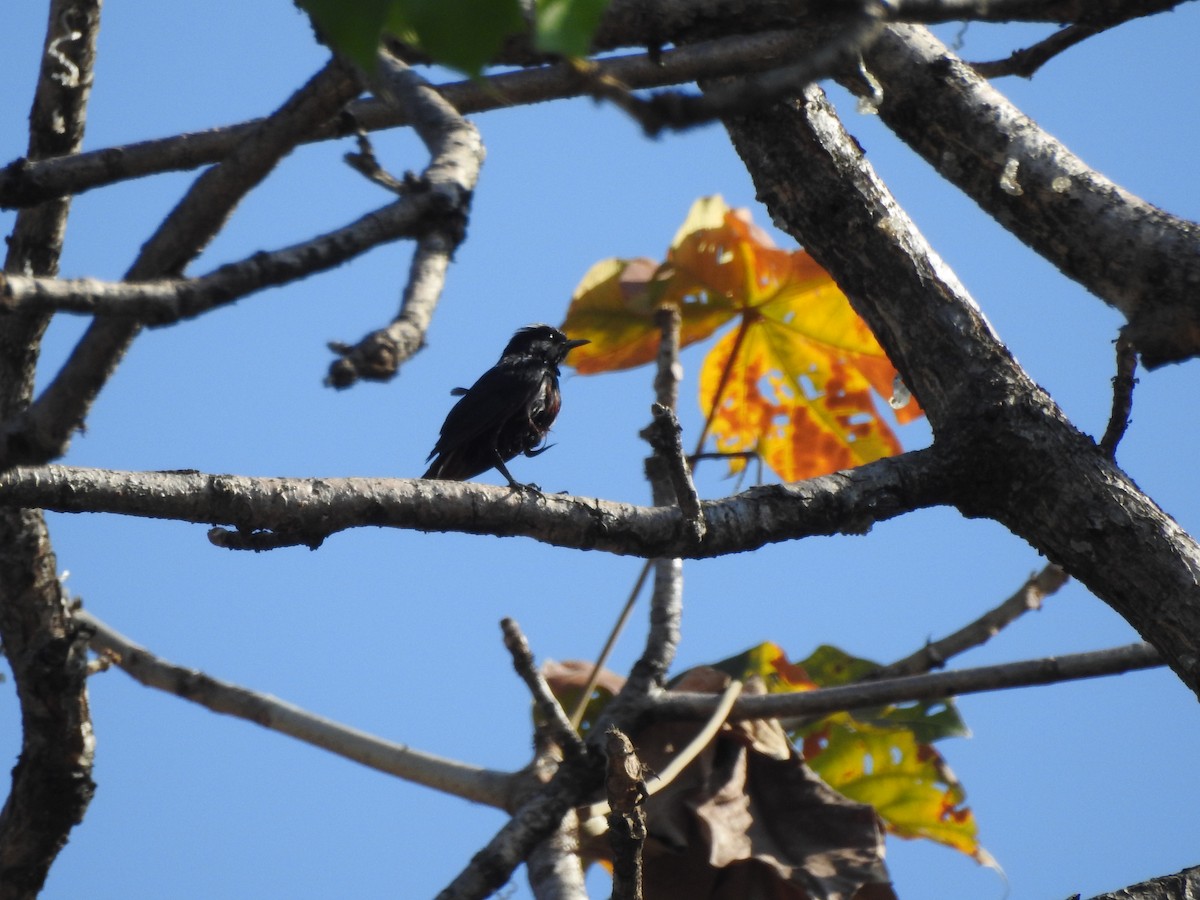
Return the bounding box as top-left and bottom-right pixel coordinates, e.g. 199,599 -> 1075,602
506,480 -> 543,494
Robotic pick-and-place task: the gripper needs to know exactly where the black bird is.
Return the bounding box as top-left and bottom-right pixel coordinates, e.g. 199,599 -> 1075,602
423,324 -> 589,488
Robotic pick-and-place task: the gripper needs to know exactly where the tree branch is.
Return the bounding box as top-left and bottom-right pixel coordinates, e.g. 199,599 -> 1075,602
0,193 -> 456,322
0,1 -> 102,894
1083,863 -> 1200,900
7,0 -> 1181,208
719,83 -> 1200,698
1099,336 -> 1138,459
655,643 -> 1164,722
525,807 -> 588,900
0,30 -> 814,209
433,753 -> 601,900
969,23 -> 1105,78
0,452 -> 950,559
76,608 -> 513,808
853,24 -> 1200,368
501,618 -> 588,762
326,55 -> 483,387
2,59 -> 363,465
870,563 -> 1068,679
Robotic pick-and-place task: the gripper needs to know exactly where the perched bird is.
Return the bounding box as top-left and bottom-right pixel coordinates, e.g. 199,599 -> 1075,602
423,324 -> 589,488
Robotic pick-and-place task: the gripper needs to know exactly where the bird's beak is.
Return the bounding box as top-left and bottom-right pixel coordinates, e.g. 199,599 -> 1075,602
564,338 -> 590,352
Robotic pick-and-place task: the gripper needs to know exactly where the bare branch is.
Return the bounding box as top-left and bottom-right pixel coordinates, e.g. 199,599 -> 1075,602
4,59 -> 364,465
76,609 -> 513,808
0,451 -> 953,560
434,756 -> 601,900
642,405 -> 705,541
640,307 -> 704,540
525,808 -> 588,900
1,1 -> 1185,209
655,643 -> 1164,722
1099,336 -> 1138,459
580,11 -> 880,136
720,81 -> 1200,698
501,618 -> 589,762
0,194 -> 446,322
0,1 -> 102,894
969,23 -> 1106,78
604,728 -> 647,900
323,55 -> 483,387
870,563 -> 1068,679
579,679 -> 744,824
1085,864 -> 1200,900
853,25 -> 1200,368
0,31 -> 814,209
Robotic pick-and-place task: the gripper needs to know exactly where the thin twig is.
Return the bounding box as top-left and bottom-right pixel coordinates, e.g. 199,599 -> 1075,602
969,23 -> 1104,78
869,563 -> 1068,679
655,643 -> 1163,722
501,617 -> 589,762
567,562 -> 652,731
1099,335 -> 1138,459
77,608 -> 513,807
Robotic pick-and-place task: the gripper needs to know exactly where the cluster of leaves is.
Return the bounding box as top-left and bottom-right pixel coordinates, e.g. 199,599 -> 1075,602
546,661 -> 897,898
711,642 -> 993,865
546,638 -> 991,895
297,0 -> 610,74
562,196 -> 923,482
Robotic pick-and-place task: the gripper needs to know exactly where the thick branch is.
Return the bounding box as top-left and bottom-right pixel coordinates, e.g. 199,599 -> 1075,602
7,0 -> 1183,208
0,31 -> 814,209
720,83 -> 1200,697
854,24 -> 1200,367
0,2 -> 102,895
0,450 -> 947,558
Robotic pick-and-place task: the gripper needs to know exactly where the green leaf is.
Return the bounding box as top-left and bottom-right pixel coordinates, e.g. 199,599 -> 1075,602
535,0 -> 610,57
298,0 -> 392,69
799,644 -> 969,743
299,0 -> 526,76
391,0 -> 525,76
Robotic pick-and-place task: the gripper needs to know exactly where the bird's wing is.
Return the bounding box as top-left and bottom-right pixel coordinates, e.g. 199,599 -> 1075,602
427,363 -> 545,458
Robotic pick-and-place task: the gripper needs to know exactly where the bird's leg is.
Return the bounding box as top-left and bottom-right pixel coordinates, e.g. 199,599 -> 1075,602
493,451 -> 540,493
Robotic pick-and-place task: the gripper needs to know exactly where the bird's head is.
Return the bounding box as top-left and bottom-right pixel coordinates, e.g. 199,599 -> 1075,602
503,324 -> 590,365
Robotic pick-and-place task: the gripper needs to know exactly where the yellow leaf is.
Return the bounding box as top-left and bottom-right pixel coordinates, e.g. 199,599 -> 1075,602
561,196 -> 922,479
700,315 -> 903,482
808,723 -> 989,863
710,640 -> 818,691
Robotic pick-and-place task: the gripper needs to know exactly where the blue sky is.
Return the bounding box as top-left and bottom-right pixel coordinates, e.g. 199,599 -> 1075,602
2,3 -> 1200,898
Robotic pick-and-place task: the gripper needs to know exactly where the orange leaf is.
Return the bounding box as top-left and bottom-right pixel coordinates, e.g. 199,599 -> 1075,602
561,196 -> 922,478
